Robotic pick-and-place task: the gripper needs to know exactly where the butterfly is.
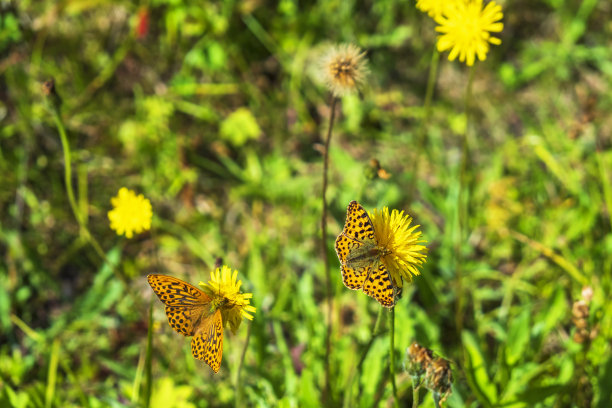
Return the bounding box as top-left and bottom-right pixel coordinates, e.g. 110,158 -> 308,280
335,201 -> 401,308
147,274 -> 224,372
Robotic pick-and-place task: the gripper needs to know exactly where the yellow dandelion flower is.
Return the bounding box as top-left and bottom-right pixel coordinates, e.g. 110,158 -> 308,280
319,43 -> 369,97
108,187 -> 152,238
199,265 -> 256,334
416,0 -> 461,19
369,206 -> 428,287
435,0 -> 504,66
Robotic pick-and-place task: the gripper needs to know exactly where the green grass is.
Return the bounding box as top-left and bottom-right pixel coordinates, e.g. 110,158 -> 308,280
1,0 -> 611,407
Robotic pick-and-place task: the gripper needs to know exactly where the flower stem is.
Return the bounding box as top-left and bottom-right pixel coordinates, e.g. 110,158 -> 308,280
455,65 -> 475,335
409,46 -> 440,202
235,321 -> 252,408
422,47 -> 440,140
412,382 -> 420,408
389,307 -> 399,407
322,96 -> 338,402
433,392 -> 442,408
52,112 -> 81,227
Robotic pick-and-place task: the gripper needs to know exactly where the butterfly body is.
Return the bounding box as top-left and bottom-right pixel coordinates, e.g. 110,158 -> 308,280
335,201 -> 400,308
148,274 -> 224,372
344,241 -> 390,273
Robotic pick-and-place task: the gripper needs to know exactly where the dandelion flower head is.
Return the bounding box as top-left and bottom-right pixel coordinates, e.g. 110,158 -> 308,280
319,43 -> 369,97
435,0 -> 504,66
108,187 -> 152,238
199,266 -> 256,334
370,206 -> 427,288
416,0 -> 460,19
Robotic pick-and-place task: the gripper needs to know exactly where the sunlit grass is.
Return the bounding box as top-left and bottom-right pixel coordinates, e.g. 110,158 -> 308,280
1,1 -> 611,407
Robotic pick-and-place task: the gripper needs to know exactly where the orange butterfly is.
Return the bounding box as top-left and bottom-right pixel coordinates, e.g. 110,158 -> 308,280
335,201 -> 401,308
147,274 -> 224,372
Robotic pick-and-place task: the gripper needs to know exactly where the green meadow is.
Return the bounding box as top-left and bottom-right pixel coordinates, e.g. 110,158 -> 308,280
1,0 -> 611,407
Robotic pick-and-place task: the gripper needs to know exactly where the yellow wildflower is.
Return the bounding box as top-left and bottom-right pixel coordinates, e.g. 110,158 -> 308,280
108,187 -> 152,238
435,0 -> 504,66
369,206 -> 428,288
199,266 -> 256,334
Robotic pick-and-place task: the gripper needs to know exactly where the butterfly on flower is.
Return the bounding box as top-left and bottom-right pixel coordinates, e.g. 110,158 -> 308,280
335,201 -> 428,308
148,267 -> 255,373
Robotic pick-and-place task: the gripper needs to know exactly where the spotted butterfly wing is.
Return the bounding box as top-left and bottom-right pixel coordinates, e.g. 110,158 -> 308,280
362,261 -> 396,308
335,201 -> 402,308
336,201 -> 378,283
191,309 -> 223,373
148,274 -> 223,372
340,201 -> 376,243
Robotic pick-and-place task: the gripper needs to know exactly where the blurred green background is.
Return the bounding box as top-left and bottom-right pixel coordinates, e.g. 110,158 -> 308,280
1,0 -> 611,407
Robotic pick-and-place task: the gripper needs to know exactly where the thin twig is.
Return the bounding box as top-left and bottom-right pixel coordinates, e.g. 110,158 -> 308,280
322,96 -> 338,402
455,65 -> 475,335
389,307 -> 399,407
409,45 -> 440,203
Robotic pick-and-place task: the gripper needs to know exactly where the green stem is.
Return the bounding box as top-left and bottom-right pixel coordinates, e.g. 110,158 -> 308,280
432,392 -> 442,408
409,46 -> 440,204
45,340 -> 60,408
455,65 -> 475,335
422,47 -> 440,143
51,109 -> 108,261
389,307 -> 399,407
52,112 -> 82,227
322,96 -> 338,403
412,382 -> 420,408
235,322 -> 252,408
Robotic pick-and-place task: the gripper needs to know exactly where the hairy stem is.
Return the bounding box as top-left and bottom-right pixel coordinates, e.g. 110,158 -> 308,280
455,65 -> 475,335
322,96 -> 338,403
389,307 -> 399,407
412,382 -> 420,408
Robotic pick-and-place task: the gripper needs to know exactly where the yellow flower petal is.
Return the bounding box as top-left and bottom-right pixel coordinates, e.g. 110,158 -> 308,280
434,0 -> 504,66
199,265 -> 255,333
370,206 -> 428,287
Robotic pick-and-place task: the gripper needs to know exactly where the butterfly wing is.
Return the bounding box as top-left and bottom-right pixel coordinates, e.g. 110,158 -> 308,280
341,264 -> 369,290
342,201 -> 376,243
336,201 -> 379,288
361,261 -> 396,308
148,274 -> 210,336
191,309 -> 223,373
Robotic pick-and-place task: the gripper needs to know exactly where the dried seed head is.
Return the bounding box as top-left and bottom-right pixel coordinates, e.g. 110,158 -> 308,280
405,343 -> 434,384
425,357 -> 453,405
319,43 -> 369,97
572,299 -> 590,344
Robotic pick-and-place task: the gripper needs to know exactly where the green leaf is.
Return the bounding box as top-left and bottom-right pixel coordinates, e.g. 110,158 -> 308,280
596,356 -> 612,408
516,385 -> 564,405
462,331 -> 497,406
533,286 -> 566,338
506,308 -> 531,366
